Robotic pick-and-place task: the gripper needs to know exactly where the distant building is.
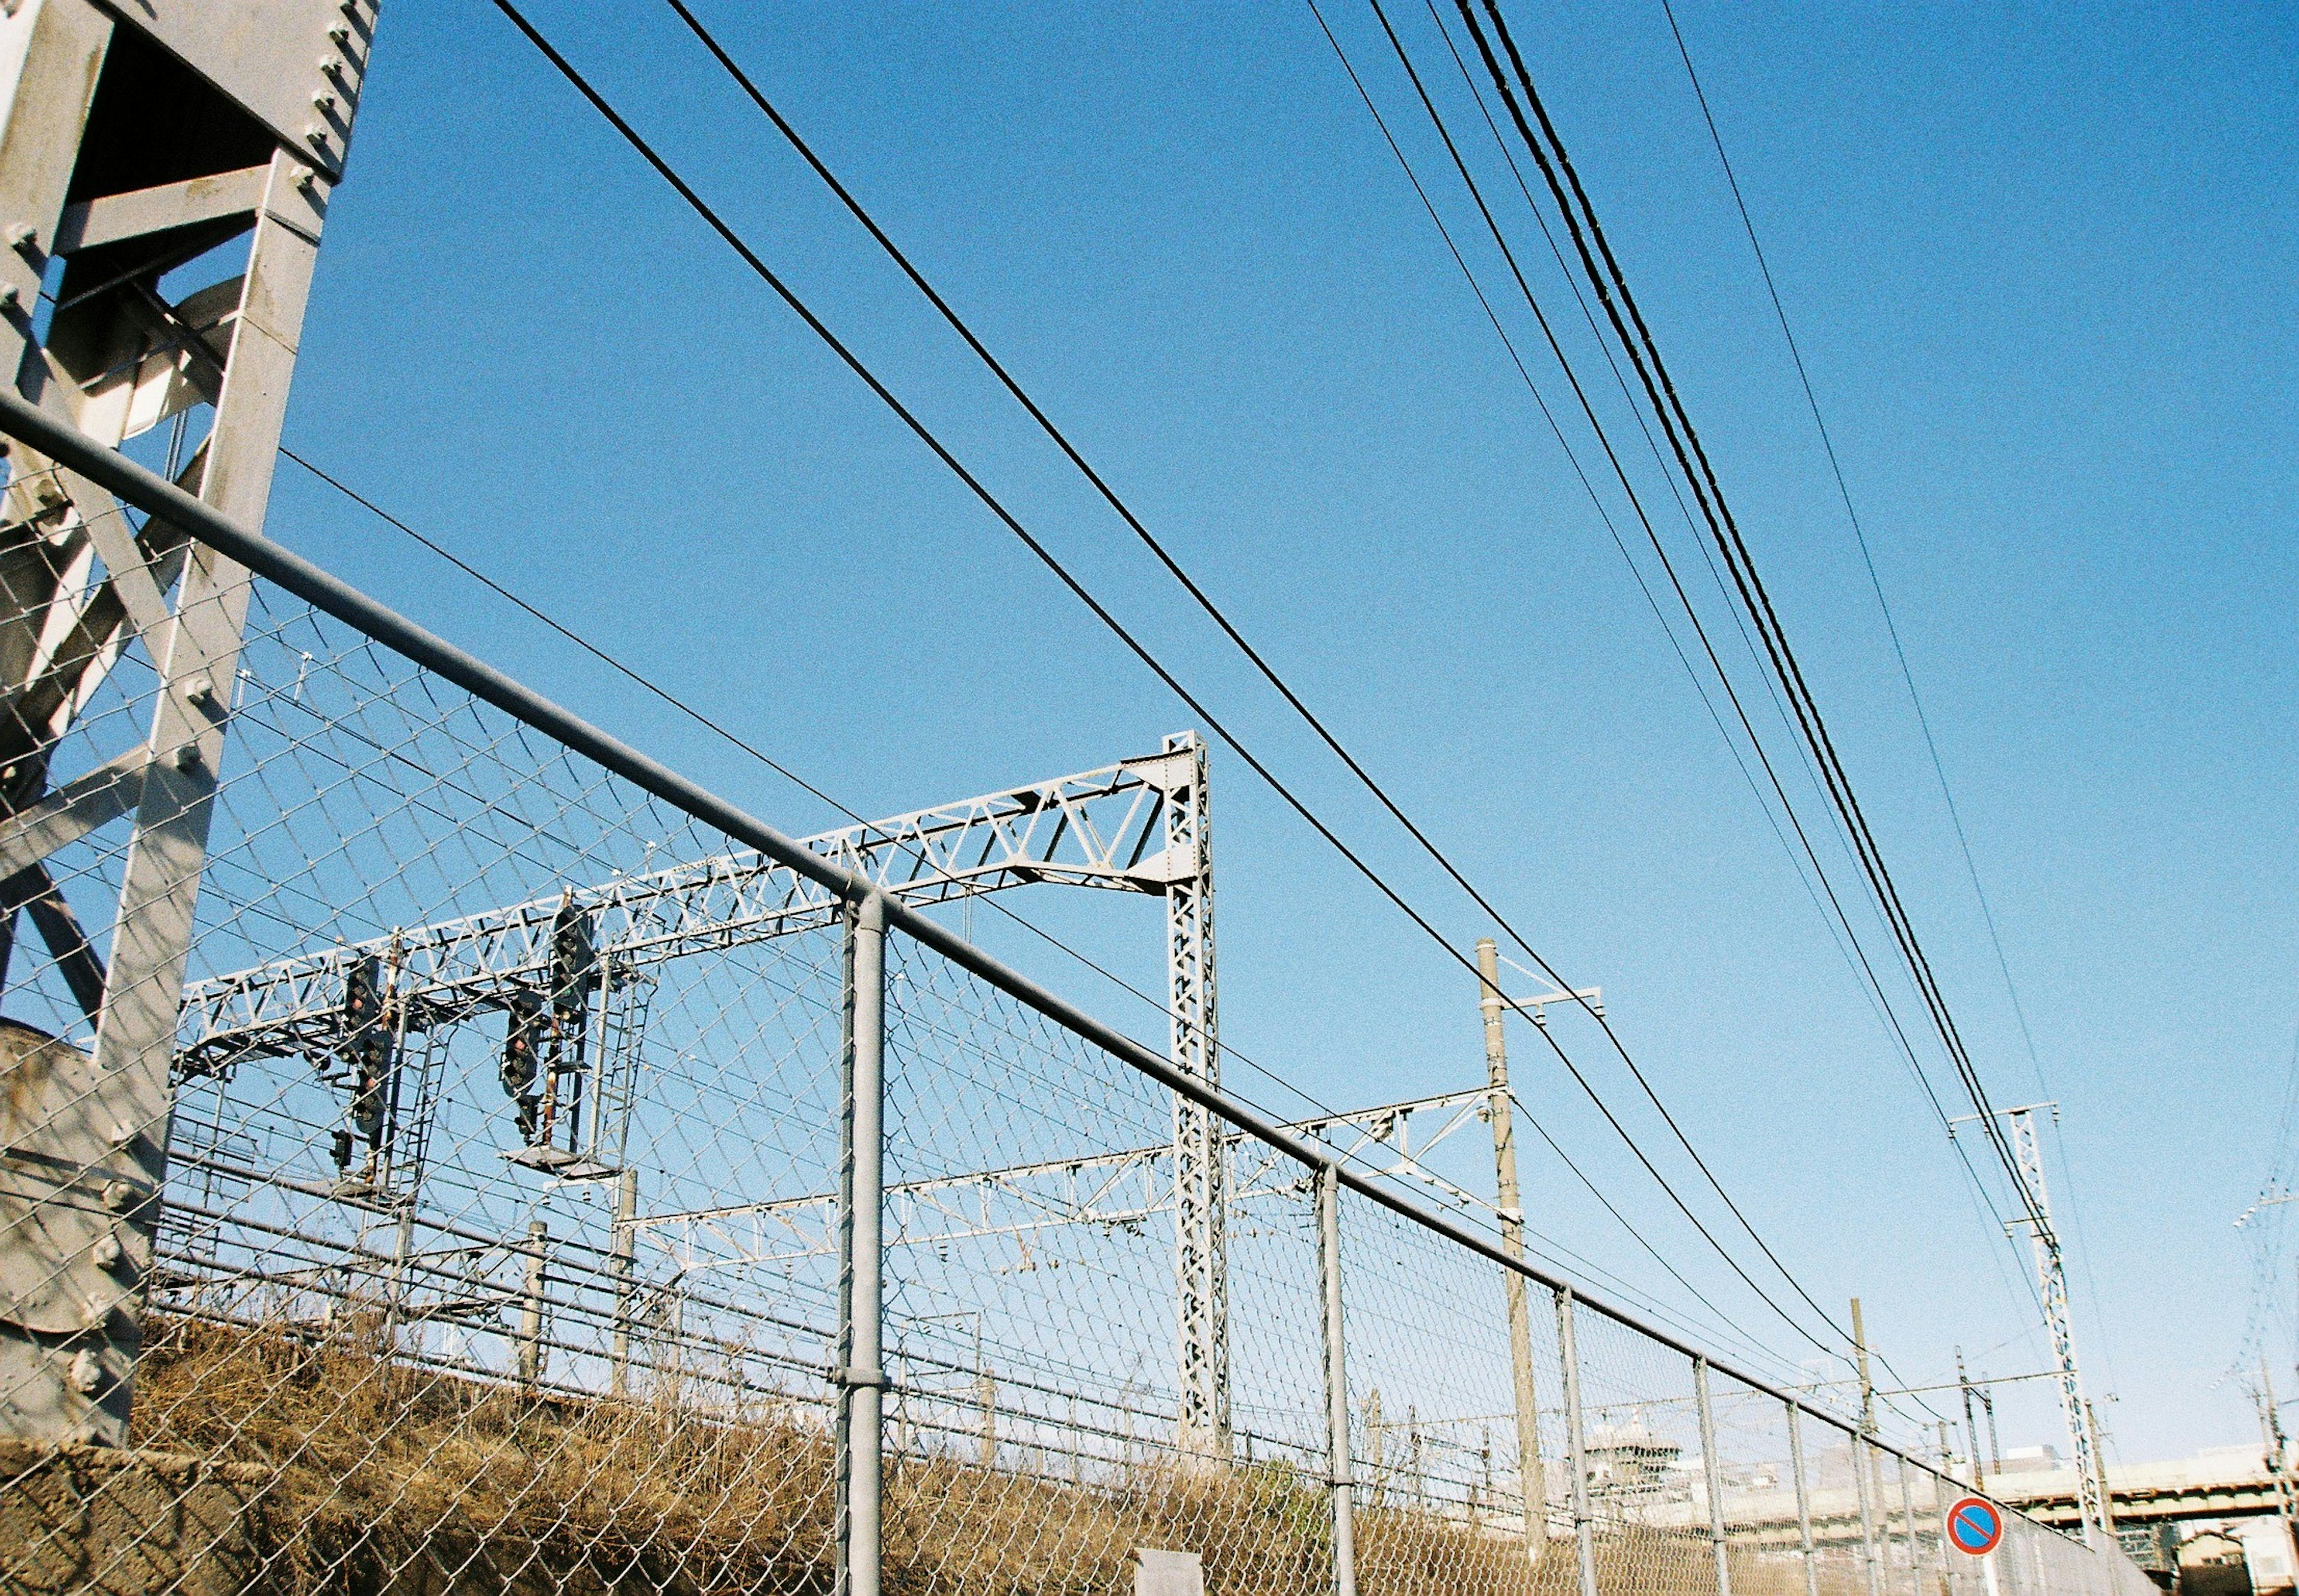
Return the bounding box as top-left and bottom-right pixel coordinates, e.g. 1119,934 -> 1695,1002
1586,1419 -> 1686,1501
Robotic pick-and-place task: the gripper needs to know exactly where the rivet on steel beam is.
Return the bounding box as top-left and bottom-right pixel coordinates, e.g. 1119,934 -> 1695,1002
89,1231 -> 122,1270
183,676 -> 217,708
101,1180 -> 135,1211
173,742 -> 203,772
5,223 -> 34,253
65,1349 -> 101,1393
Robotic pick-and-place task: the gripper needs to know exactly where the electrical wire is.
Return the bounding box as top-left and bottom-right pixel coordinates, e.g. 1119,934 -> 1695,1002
277,441 -> 1814,1385
632,0 -> 1899,1363
1642,0 -> 2119,1400
487,0 -> 1861,1363
1449,0 -> 2046,1246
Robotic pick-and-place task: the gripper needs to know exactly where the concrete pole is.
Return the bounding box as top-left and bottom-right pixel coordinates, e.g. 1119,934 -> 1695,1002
1478,937 -> 1546,1558
1852,1297 -> 1877,1438
1854,1432 -> 1885,1596
518,1220 -> 547,1389
611,1167 -> 637,1397
2256,1359 -> 2299,1563
838,894 -> 888,1596
1694,1355 -> 1733,1596
1787,1402 -> 1821,1596
1852,1298 -> 1886,1594
1556,1286 -> 1599,1596
1317,1164 -> 1359,1596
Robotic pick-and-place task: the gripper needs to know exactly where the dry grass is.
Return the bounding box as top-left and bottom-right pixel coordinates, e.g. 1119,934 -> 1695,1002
5,1316 -> 1818,1596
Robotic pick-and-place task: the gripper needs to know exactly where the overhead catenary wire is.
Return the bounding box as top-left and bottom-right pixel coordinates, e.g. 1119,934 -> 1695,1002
1336,0 -> 2043,1376
643,0 -> 1915,1367
277,444 -> 1817,1389
488,0 -> 1863,1364
1448,0 -> 2046,1245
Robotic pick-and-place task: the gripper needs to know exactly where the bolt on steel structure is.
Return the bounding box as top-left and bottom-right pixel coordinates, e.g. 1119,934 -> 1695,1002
0,0 -> 371,1446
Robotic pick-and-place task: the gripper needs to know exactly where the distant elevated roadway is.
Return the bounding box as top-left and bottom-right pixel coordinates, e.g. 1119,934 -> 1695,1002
1992,1451 -> 2291,1528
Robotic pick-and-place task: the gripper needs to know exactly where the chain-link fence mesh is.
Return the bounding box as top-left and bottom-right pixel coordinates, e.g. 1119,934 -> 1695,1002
0,488 -> 2161,1596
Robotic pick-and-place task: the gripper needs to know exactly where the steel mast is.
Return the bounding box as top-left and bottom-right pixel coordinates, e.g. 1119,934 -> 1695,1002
2003,1103 -> 2113,1546
0,0 -> 373,1446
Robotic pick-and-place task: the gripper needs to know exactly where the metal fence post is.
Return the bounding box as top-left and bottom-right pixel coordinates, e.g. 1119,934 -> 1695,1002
1694,1355 -> 1733,1596
1317,1164 -> 1358,1596
1896,1452 -> 1921,1596
836,893 -> 888,1596
1855,1433 -> 1885,1596
1556,1286 -> 1600,1596
1788,1402 -> 1820,1596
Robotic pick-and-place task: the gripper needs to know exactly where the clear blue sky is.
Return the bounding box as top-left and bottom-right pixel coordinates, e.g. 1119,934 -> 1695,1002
265,0 -> 2295,1461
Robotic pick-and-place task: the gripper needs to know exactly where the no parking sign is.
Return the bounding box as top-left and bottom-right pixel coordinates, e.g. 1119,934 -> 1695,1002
1946,1496 -> 2005,1556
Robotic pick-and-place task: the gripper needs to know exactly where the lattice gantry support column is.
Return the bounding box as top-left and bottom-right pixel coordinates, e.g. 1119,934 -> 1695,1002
1160,730 -> 1227,1458
2006,1105 -> 2113,1548
0,0 -> 374,1446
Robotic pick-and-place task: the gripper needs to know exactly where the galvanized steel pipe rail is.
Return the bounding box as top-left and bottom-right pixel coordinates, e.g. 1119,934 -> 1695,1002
0,387 -> 2050,1517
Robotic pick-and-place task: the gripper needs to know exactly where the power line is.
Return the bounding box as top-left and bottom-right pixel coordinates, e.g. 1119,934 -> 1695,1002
1450,0 -> 2045,1243
1376,0 -> 2040,1346
650,0 -> 1892,1362
277,441 -> 1813,1386
1315,0 -> 2033,1376
1649,0 -> 2093,1376
489,0 -> 1861,1362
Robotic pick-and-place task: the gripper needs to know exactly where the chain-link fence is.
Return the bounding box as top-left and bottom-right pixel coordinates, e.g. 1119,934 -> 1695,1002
0,402 -> 2160,1596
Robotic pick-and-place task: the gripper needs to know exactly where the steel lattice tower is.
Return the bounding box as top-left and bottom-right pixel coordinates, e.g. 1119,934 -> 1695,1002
0,0 -> 372,1445
2006,1105 -> 2113,1546
1161,730 -> 1227,1457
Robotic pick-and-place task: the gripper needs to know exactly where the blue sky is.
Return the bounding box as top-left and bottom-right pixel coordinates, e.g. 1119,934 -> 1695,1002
263,0 -> 2295,1461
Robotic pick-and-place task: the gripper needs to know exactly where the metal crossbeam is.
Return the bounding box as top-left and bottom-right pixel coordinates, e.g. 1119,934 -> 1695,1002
174,746 -> 1197,1075
631,1088 -> 1488,1276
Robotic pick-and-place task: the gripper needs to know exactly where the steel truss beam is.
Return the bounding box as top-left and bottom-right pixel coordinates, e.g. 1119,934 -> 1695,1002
174,745 -> 1199,1074
0,0 -> 372,1445
165,735 -> 1229,1446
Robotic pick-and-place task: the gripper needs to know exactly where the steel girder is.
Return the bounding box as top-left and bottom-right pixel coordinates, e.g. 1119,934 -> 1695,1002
0,0 -> 372,1445
174,745 -> 1201,1075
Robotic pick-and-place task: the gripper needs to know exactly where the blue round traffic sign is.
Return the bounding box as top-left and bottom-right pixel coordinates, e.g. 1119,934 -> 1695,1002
1947,1496 -> 2004,1556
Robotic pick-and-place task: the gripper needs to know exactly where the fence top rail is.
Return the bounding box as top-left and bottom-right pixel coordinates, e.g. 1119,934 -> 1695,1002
0,389 -> 2080,1546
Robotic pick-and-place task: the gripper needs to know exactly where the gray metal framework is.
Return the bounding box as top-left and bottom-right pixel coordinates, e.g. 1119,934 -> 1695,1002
0,386 -> 2161,1596
0,0 -> 369,1445
2006,1104 -> 2113,1546
169,736 -> 1230,1441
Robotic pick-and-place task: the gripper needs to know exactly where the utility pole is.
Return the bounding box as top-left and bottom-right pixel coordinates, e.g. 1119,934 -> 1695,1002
1957,1348 -> 1985,1494
2256,1357 -> 2299,1561
1478,937 -> 1545,1560
1851,1298 -> 1878,1437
